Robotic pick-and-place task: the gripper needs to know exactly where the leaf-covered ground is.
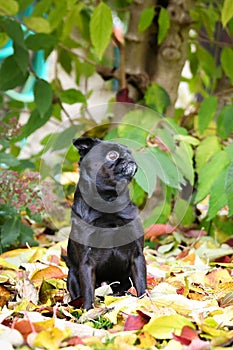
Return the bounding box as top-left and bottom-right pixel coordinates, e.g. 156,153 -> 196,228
0,225 -> 233,350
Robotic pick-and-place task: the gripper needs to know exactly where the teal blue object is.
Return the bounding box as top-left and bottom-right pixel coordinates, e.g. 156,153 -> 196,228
5,51 -> 48,102
0,4 -> 49,103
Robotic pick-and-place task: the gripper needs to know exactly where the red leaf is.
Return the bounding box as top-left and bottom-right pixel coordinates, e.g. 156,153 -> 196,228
172,326 -> 198,345
13,320 -> 34,341
67,336 -> 84,346
145,224 -> 174,240
124,310 -> 150,331
116,88 -> 134,103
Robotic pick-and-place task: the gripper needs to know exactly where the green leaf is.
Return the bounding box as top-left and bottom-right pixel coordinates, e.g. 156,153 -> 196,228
196,136 -> 221,172
34,80 -> 53,117
217,105 -> 233,139
134,149 -> 157,197
0,18 -> 24,45
198,96 -> 218,135
143,314 -> 194,339
58,89 -> 86,105
222,0 -> 233,27
25,33 -> 57,51
138,7 -> 154,32
21,108 -> 52,139
24,16 -> 51,33
0,56 -> 28,91
221,47 -> 233,84
19,223 -> 36,246
0,152 -> 20,167
225,161 -> 233,216
48,1 -> 66,31
173,199 -> 195,227
195,150 -> 230,204
0,0 -> 19,15
0,32 -> 9,47
158,8 -> 170,45
145,83 -> 170,113
208,169 -> 228,219
150,148 -> 185,189
172,142 -> 194,184
51,126 -> 77,151
90,2 -> 113,60
226,144 -> 233,161
13,43 -> 29,74
118,109 -> 160,148
1,217 -> 21,248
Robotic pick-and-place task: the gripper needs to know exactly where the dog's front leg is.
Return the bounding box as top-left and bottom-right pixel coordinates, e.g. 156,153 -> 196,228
131,253 -> 147,297
67,266 -> 81,300
79,263 -> 96,310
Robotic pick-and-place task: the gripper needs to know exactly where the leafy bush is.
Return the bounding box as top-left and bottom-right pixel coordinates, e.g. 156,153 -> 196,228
0,171 -> 43,252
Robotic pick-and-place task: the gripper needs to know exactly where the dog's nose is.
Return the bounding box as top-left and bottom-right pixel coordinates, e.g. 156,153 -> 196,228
124,162 -> 137,178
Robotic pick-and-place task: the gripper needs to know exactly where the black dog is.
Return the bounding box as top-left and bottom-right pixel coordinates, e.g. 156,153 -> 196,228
67,137 -> 147,310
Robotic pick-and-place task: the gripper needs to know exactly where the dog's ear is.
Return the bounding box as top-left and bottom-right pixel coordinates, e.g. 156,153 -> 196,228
73,138 -> 101,159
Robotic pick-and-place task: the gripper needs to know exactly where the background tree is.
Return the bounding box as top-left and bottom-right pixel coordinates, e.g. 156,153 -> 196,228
0,0 -> 233,251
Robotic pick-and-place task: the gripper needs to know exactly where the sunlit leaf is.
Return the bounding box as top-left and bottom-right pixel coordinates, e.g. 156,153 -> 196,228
138,7 -> 154,32
143,314 -> 195,339
158,8 -> 170,45
221,47 -> 233,84
145,83 -> 170,113
0,0 -> 19,15
222,0 -> 233,27
198,96 -> 218,135
90,2 -> 113,60
196,136 -> 220,172
225,161 -> 233,216
24,16 -> 51,33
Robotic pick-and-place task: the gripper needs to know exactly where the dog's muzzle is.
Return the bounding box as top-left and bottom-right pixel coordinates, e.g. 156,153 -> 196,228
117,161 -> 138,179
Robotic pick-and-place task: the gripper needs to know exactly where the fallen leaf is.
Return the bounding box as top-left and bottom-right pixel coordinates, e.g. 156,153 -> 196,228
30,266 -> 66,284
33,327 -> 70,350
145,224 -> 174,240
124,310 -> 150,331
143,314 -> 195,339
172,325 -> 198,345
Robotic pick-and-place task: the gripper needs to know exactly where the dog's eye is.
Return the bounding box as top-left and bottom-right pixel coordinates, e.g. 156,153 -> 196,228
106,150 -> 119,161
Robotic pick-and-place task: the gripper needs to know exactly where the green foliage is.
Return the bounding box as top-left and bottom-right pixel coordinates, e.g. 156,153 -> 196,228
158,8 -> 170,45
222,0 -> 233,27
144,83 -> 170,113
198,96 -> 218,134
90,2 -> 113,60
138,7 -> 154,33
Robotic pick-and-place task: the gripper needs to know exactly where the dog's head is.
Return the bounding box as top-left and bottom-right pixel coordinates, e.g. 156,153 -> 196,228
73,137 -> 138,185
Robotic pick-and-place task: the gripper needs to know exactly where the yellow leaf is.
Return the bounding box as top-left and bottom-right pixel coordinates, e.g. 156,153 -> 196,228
200,324 -> 233,338
34,318 -> 55,332
163,339 -> 183,350
205,268 -> 232,288
138,331 -> 157,348
0,257 -> 18,270
33,327 -> 70,349
143,314 -> 195,339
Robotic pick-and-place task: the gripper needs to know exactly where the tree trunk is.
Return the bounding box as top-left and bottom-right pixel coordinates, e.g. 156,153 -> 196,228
125,0 -> 195,116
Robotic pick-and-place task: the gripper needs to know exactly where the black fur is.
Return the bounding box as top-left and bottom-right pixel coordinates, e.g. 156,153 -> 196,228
67,137 -> 147,310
